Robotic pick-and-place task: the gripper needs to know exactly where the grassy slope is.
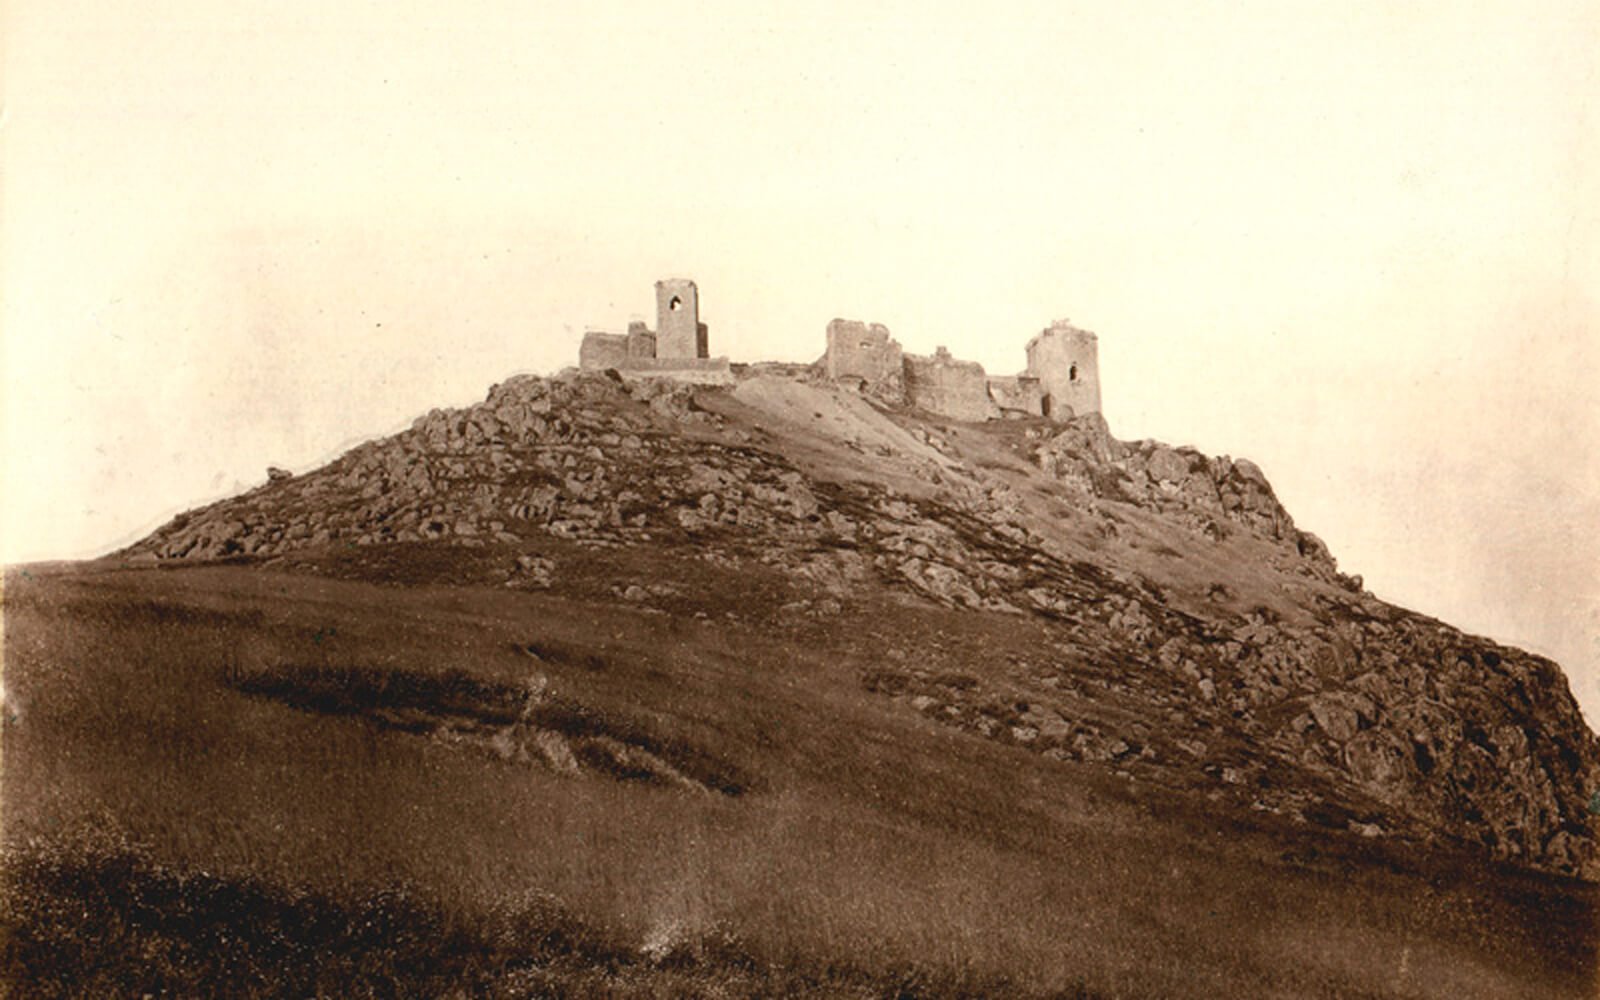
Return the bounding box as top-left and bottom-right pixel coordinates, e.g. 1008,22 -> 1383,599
4,558 -> 1594,998
6,375 -> 1595,996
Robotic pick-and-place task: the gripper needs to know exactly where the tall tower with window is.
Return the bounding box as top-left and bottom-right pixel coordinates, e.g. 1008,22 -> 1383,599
1025,320 -> 1101,419
654,279 -> 706,360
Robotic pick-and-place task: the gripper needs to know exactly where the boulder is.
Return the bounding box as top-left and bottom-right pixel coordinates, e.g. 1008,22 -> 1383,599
1146,447 -> 1189,485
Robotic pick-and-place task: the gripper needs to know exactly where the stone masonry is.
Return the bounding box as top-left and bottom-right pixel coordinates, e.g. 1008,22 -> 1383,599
583,283 -> 1100,413
824,319 -> 903,385
985,374 -> 1044,416
1026,320 -> 1101,419
579,279 -> 730,384
821,316 -> 1102,424
655,278 -> 708,360
901,347 -> 996,422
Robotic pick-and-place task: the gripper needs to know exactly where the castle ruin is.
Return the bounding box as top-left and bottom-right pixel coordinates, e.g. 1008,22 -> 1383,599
824,319 -> 903,384
575,280 -> 1102,422
821,317 -> 1101,423
1026,321 -> 1101,419
578,279 -> 731,384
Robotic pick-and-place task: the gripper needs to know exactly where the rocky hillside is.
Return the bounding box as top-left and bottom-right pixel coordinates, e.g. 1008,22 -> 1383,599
120,367 -> 1600,879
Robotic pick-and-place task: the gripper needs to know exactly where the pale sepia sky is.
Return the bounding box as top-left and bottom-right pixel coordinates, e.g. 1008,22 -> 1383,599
4,2 -> 1597,718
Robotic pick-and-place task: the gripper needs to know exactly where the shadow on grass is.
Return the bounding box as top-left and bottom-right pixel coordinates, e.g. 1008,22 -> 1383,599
2,846 -> 1094,1000
223,662 -> 751,797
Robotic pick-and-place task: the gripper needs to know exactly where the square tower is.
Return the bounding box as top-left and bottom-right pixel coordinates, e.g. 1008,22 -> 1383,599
655,279 -> 707,359
1025,320 -> 1101,419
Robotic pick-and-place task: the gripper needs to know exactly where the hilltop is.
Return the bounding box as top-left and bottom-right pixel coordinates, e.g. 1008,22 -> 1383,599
6,363 -> 1597,997
118,367 -> 1600,877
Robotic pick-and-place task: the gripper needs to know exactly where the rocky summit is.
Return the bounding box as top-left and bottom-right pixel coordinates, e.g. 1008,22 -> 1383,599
121,366 -> 1600,880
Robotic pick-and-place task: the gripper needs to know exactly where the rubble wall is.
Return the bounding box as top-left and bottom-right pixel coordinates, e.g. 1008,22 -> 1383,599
987,375 -> 1044,416
626,322 -> 657,359
579,332 -> 629,371
825,319 -> 903,383
902,348 -> 997,421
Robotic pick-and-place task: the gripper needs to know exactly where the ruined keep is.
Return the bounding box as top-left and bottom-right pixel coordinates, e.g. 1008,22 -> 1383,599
1026,321 -> 1101,419
824,319 -> 902,384
578,279 -> 730,384
655,278 -> 709,360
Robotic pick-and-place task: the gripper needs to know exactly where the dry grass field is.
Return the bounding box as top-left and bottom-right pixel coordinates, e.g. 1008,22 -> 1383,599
3,554 -> 1594,998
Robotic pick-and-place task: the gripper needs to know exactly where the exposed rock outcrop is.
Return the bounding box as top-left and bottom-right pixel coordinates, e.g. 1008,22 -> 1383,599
1031,416 -> 1345,583
119,368 -> 1600,879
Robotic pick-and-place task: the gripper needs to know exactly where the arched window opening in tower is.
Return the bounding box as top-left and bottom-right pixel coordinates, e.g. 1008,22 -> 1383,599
669,296 -> 683,311
1069,364 -> 1078,382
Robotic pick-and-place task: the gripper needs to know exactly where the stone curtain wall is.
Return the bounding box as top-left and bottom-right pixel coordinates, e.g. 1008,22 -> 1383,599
625,322 -> 656,359
614,357 -> 734,385
822,317 -> 1087,424
902,348 -> 998,421
579,332 -> 629,371
986,375 -> 1044,417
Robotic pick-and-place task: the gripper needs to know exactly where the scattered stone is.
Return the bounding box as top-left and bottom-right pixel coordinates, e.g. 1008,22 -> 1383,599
113,366 -> 1600,881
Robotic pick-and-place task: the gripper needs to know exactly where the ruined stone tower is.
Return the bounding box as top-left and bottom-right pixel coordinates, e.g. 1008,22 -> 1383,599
577,278 -> 730,384
824,319 -> 902,383
655,279 -> 708,360
1026,321 -> 1101,418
